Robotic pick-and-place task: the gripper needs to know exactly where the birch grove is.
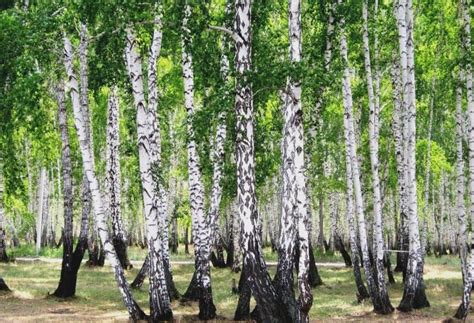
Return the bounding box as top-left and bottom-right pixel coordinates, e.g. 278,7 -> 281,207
2,0 -> 474,321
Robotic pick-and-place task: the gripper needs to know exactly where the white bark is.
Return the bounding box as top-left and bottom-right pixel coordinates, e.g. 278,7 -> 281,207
124,27 -> 171,319
362,0 -> 391,310
339,1 -> 382,310
64,35 -> 144,320
36,167 -> 46,255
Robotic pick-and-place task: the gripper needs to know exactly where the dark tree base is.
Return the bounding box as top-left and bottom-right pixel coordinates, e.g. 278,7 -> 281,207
113,237 -> 133,270
385,253 -> 395,284
454,300 -> 469,320
53,237 -> 87,298
0,277 -> 10,291
131,256 -> 148,289
274,257 -> 296,321
335,235 -> 352,267
234,266 -> 251,321
164,258 -> 180,301
182,270 -> 200,301
198,286 -> 216,320
210,245 -> 227,268
0,250 -> 9,263
454,283 -> 472,320
235,243 -> 292,323
398,271 -> 430,311
308,242 -> 323,287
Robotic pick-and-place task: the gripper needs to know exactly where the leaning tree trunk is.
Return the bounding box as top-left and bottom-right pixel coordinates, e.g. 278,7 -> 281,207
53,82 -> 82,298
181,5 -> 216,319
455,0 -> 474,319
391,56 -> 409,275
209,11 -> 230,269
64,35 -> 145,321
274,90 -> 297,321
106,87 -> 132,270
0,277 -> 10,291
396,0 -> 430,311
125,25 -> 172,321
362,0 -> 393,313
339,1 -> 383,313
0,159 -> 8,263
343,183 -> 370,302
233,1 -> 290,322
36,167 -> 46,256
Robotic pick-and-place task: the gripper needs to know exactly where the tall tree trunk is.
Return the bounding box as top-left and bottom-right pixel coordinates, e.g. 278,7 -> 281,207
396,0 -> 430,311
339,3 -> 383,312
181,5 -> 216,319
64,35 -> 145,321
391,56 -> 409,274
233,1 -> 290,322
53,82 -> 81,298
289,1 -> 313,320
362,0 -> 393,313
125,24 -> 172,321
0,158 -> 8,263
36,167 -> 46,256
455,0 -> 474,318
106,87 -> 132,270
344,189 -> 369,302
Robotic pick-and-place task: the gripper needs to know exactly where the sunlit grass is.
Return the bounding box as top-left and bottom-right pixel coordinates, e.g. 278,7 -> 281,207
0,250 -> 465,321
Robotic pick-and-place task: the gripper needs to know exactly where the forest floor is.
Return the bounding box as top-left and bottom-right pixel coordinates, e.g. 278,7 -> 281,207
0,246 -> 465,322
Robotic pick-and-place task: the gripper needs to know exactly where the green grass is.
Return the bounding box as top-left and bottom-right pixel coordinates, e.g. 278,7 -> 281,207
0,250 -> 465,321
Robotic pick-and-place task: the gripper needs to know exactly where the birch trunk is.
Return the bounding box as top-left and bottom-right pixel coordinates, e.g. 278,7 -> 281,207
53,82 -> 81,297
343,123 -> 370,301
36,167 -> 46,256
0,158 -> 8,263
391,57 -> 409,274
362,0 -> 393,313
125,27 -> 172,321
64,35 -> 145,321
339,2 -> 383,312
455,0 -> 474,318
233,1 -> 290,321
106,87 -> 132,269
180,5 -> 216,319
289,0 -> 312,320
397,0 -> 430,311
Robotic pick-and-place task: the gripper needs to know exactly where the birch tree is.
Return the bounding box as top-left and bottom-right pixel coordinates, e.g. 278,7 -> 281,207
396,0 -> 430,311
362,0 -> 393,313
180,4 -> 216,319
0,158 -> 8,263
106,87 -> 132,270
339,0 -> 384,312
64,35 -> 145,321
233,0 -> 290,321
455,0 -> 474,318
125,27 -> 172,321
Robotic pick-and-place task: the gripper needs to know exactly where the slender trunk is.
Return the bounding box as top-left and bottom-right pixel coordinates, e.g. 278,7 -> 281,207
396,0 -> 429,310
106,88 -> 132,270
125,25 -> 172,320
339,3 -> 383,312
0,159 -> 8,263
181,6 -> 216,319
233,1 -> 290,322
53,82 -> 80,298
455,1 -> 474,318
36,167 -> 46,256
64,35 -> 145,320
289,0 -> 312,320
362,0 -> 392,313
